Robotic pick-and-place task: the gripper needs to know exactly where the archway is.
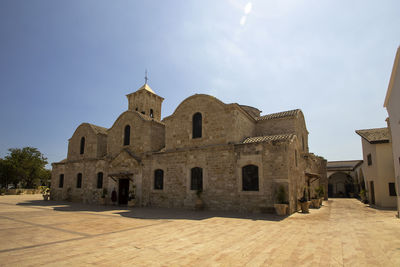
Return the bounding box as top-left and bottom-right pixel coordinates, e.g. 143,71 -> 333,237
328,172 -> 355,197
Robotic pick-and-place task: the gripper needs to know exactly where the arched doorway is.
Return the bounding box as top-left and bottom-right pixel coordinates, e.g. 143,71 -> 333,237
328,172 -> 355,197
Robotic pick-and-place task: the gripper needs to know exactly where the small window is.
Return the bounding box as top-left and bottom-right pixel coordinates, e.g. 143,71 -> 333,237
97,172 -> 103,189
154,169 -> 164,190
135,107 -> 138,111
141,111 -> 145,114
192,112 -> 202,139
76,173 -> 82,188
190,167 -> 203,191
150,109 -> 154,118
124,125 -> 130,146
295,150 -> 298,167
367,154 -> 372,166
389,183 -> 397,196
59,174 -> 64,188
242,165 -> 259,191
80,137 -> 85,154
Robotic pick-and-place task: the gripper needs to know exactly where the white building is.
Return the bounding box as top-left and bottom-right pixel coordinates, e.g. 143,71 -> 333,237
384,46 -> 400,217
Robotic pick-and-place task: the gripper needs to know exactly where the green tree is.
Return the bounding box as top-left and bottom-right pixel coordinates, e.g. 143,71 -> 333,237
0,158 -> 17,188
3,147 -> 48,188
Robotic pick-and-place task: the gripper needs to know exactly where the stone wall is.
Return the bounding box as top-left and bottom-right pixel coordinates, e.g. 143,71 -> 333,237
107,111 -> 165,157
143,140 -> 293,213
68,123 -> 100,161
163,95 -> 255,150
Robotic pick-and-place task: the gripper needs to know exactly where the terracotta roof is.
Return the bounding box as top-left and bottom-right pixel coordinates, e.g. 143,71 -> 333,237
88,124 -> 108,135
257,109 -> 300,121
327,160 -> 363,171
355,127 -> 390,144
242,134 -> 294,144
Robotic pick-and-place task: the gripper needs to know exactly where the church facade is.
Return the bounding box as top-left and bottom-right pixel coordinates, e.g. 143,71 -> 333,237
51,83 -> 326,214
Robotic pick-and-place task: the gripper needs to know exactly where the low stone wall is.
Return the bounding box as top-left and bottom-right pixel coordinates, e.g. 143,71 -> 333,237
1,189 -> 41,195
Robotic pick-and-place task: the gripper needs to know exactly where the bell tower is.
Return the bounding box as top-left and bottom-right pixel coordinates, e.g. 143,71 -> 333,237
126,76 -> 164,121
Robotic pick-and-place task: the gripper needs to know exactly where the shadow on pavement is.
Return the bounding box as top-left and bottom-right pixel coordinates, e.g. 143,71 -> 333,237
16,199 -> 287,222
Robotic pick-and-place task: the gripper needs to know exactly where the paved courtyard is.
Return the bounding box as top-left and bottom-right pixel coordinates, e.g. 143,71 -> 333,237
0,195 -> 399,266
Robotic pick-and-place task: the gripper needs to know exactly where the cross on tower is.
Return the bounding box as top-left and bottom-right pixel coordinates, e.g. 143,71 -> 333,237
144,69 -> 149,84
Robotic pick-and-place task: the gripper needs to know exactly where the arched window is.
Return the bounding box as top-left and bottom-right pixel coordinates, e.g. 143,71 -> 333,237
192,112 -> 202,138
59,174 -> 64,188
154,169 -> 164,190
76,173 -> 82,188
295,150 -> 298,167
150,109 -> 154,118
242,165 -> 259,191
80,137 -> 85,154
190,167 -> 203,191
123,125 -> 130,146
97,172 -> 103,189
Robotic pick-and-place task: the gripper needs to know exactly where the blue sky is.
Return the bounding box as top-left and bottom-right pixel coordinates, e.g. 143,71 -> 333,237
0,0 -> 399,168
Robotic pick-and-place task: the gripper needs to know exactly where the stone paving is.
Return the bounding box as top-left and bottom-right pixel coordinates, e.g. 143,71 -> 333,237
0,195 -> 399,266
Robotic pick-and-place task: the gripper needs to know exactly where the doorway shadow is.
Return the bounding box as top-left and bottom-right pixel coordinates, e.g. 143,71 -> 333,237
16,199 -> 287,222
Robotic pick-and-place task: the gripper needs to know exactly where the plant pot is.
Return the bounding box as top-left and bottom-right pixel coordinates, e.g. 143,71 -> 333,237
43,194 -> 50,201
128,199 -> 136,207
195,198 -> 204,210
311,199 -> 320,209
274,203 -> 288,216
319,198 -> 323,206
300,201 -> 310,213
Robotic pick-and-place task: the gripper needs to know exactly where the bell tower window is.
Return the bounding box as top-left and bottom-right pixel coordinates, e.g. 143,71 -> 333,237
150,109 -> 154,118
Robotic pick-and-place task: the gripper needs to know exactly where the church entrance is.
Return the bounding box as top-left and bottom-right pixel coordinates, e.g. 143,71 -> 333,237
118,178 -> 129,205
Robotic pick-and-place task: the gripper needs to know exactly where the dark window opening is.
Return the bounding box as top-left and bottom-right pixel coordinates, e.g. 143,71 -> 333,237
295,150 -> 298,167
59,174 -> 64,188
190,167 -> 203,191
76,173 -> 82,188
154,169 -> 164,190
135,107 -> 138,111
367,154 -> 372,166
150,109 -> 154,118
242,165 -> 259,191
80,137 -> 85,155
124,125 -> 130,146
141,111 -> 145,114
97,172 -> 103,189
389,183 -> 397,196
192,112 -> 202,138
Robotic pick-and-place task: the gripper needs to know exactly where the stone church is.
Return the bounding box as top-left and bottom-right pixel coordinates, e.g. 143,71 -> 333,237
51,82 -> 326,214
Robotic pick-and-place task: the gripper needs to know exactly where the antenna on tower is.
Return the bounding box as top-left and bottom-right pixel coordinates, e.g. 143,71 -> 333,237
144,69 -> 149,84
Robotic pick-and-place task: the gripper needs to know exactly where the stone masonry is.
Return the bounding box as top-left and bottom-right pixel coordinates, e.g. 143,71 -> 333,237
51,82 -> 326,214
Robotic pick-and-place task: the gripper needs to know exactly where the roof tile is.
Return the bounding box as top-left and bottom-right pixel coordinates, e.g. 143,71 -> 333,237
242,134 -> 294,144
257,109 -> 300,121
355,127 -> 389,143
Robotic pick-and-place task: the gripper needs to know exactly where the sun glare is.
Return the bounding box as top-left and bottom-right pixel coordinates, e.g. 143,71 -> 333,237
244,2 -> 252,14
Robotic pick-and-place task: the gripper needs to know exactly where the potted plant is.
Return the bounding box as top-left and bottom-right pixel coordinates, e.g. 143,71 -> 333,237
41,187 -> 50,201
360,189 -> 368,203
99,188 -> 108,205
0,188 -> 5,196
315,185 -> 325,206
274,185 -> 288,215
128,186 -> 136,207
298,188 -> 310,213
195,189 -> 204,210
310,194 -> 320,209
